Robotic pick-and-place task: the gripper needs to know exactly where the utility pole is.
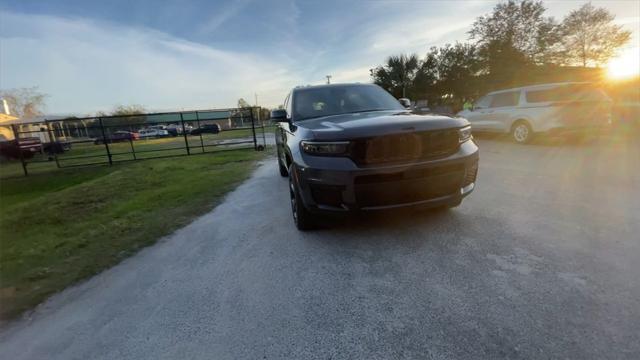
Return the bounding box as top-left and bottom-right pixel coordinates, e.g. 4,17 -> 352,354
326,75 -> 332,84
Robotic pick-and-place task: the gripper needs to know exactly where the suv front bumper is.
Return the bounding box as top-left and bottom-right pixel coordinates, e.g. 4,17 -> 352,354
292,140 -> 479,213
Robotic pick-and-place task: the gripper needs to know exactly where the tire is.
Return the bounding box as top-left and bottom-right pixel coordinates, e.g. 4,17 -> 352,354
511,120 -> 534,144
279,159 -> 288,177
447,198 -> 462,208
289,165 -> 314,231
277,147 -> 288,177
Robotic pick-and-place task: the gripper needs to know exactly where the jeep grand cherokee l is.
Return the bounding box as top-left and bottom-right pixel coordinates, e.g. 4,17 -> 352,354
273,83 -> 479,230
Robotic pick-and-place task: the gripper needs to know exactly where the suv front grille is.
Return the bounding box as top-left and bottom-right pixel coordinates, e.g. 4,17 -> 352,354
354,163 -> 464,208
350,130 -> 459,165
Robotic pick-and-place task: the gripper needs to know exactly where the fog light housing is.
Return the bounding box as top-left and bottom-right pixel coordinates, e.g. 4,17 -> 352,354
463,159 -> 478,187
300,141 -> 350,156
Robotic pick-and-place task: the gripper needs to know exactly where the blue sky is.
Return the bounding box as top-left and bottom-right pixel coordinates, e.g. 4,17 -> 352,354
1,0 -> 638,115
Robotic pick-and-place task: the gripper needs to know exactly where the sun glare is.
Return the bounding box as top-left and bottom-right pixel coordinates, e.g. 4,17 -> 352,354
607,47 -> 640,80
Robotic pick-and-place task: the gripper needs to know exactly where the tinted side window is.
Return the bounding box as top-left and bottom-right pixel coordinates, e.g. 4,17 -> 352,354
526,88 -> 556,103
490,91 -> 520,108
474,95 -> 492,109
526,85 -> 608,103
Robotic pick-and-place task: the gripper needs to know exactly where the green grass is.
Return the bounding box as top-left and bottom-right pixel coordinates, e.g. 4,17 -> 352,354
0,148 -> 268,320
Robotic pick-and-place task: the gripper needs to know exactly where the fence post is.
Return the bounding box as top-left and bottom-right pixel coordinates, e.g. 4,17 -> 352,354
45,120 -> 60,168
128,137 -> 137,160
99,117 -> 113,165
11,124 -> 28,176
249,107 -> 258,150
195,111 -> 204,153
180,113 -> 190,155
259,107 -> 266,148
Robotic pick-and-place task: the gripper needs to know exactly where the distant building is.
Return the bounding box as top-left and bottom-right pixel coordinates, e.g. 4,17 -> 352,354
0,98 -> 18,141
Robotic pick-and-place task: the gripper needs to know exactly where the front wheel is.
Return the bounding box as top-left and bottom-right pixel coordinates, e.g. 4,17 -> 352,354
276,147 -> 288,177
511,121 -> 534,144
289,165 -> 314,231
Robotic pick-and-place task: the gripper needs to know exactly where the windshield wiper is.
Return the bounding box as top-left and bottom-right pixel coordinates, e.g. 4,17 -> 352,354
342,109 -> 392,114
297,109 -> 394,122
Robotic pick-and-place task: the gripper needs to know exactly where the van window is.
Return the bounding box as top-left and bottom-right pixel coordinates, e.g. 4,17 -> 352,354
490,91 -> 520,108
474,95 -> 492,110
526,84 -> 609,103
526,88 -> 557,103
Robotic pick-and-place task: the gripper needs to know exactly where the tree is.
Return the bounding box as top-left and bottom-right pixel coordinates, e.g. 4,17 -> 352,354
235,98 -> 252,127
560,2 -> 631,67
237,98 -> 251,108
98,104 -> 147,128
371,54 -> 420,98
469,0 -> 559,66
110,104 -> 146,116
0,87 -> 48,118
433,43 -> 483,105
411,49 -> 440,104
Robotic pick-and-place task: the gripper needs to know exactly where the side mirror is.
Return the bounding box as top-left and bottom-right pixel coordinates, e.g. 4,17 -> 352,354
270,109 -> 288,122
398,98 -> 411,109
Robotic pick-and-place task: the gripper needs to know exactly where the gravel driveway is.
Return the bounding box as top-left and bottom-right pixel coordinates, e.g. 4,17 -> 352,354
1,137 -> 638,359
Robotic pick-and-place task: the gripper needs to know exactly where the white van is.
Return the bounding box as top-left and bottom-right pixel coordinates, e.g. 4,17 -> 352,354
458,82 -> 612,143
138,128 -> 169,138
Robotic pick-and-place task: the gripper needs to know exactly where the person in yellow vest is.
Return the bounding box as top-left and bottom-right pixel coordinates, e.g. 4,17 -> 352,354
463,98 -> 473,111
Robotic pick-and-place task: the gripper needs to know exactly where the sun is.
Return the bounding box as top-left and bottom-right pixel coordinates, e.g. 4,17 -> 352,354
607,47 -> 640,80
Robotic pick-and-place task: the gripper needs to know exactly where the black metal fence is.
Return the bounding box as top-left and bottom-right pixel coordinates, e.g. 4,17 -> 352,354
2,107 -> 269,177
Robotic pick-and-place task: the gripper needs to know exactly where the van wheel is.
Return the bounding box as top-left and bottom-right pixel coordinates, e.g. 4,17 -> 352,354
511,121 -> 533,144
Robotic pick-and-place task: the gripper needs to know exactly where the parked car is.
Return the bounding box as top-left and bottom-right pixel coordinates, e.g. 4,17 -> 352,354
138,129 -> 169,138
166,124 -> 182,136
274,83 -> 479,230
457,82 -> 612,143
164,124 -> 193,136
190,124 -> 221,135
0,137 -> 42,159
94,131 -> 139,144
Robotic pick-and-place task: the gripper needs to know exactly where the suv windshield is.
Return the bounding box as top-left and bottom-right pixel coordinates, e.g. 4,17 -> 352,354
293,85 -> 404,121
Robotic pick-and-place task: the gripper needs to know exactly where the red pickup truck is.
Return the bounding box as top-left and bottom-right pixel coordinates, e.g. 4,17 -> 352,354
0,137 -> 42,159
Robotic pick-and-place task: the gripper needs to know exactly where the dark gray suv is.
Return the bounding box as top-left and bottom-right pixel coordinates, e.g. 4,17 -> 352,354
273,83 -> 479,230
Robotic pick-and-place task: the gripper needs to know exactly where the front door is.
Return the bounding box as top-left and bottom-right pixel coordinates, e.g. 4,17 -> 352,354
465,95 -> 494,131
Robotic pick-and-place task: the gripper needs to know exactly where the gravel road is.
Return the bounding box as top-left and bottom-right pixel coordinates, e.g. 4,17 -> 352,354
1,137 -> 638,359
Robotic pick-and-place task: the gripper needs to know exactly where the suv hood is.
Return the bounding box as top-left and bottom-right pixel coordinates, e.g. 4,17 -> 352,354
300,110 -> 469,140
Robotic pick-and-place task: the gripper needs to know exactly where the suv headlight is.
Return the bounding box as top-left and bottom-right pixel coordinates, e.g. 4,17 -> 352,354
300,141 -> 350,156
458,125 -> 472,143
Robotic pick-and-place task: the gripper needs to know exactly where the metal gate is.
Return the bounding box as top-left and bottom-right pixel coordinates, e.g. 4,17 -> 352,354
5,107 -> 267,176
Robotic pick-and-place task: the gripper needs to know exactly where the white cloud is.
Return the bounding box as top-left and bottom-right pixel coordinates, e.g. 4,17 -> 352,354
197,0 -> 252,35
365,1 -> 488,55
0,11 -> 296,114
330,66 -> 372,84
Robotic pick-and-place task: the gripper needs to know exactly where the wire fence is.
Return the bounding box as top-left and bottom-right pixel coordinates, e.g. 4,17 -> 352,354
0,107 -> 270,177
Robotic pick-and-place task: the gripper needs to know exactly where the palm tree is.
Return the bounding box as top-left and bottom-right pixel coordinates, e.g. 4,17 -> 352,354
371,54 -> 420,98
387,54 -> 419,98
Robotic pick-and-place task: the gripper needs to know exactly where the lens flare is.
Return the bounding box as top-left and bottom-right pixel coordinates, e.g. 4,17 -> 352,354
607,47 -> 640,80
